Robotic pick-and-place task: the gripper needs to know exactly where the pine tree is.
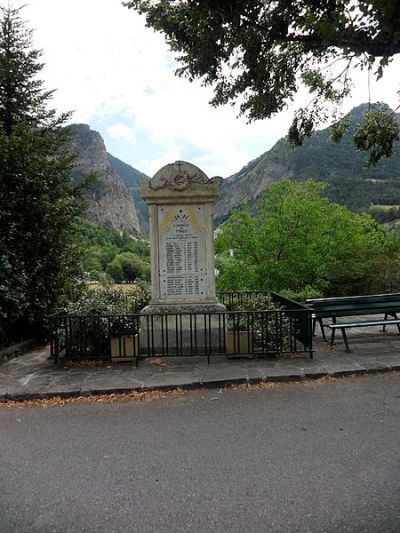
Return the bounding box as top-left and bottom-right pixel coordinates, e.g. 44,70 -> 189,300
0,5 -> 85,342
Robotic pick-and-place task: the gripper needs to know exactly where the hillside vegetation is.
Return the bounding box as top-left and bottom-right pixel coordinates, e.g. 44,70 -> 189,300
79,220 -> 150,284
216,180 -> 400,298
216,104 -> 400,223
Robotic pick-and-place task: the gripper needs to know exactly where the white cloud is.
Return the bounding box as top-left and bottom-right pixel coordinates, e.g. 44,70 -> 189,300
20,0 -> 400,177
107,123 -> 137,146
17,0 -> 293,176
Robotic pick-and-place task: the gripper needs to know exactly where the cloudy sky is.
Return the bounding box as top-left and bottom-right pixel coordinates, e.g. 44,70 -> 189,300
22,0 -> 400,178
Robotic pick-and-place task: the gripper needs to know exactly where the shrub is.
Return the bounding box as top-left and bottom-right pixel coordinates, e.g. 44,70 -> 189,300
227,294 -> 292,354
62,285 -> 151,347
125,284 -> 151,313
279,286 -> 322,303
65,287 -> 130,315
109,316 -> 138,337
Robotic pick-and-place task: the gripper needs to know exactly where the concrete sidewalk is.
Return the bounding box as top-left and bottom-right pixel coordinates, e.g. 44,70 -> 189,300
1,327 -> 400,401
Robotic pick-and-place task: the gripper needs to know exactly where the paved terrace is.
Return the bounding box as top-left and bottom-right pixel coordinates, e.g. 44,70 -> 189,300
1,322 -> 400,401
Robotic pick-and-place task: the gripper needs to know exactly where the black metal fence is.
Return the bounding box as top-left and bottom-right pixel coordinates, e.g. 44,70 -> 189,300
49,298 -> 313,365
271,292 -> 313,351
217,291 -> 269,310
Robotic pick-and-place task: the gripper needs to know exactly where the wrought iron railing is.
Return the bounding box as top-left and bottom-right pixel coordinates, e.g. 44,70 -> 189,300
217,291 -> 269,310
271,292 -> 314,352
49,304 -> 313,365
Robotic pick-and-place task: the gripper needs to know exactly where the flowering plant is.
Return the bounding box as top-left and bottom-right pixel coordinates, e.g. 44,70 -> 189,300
110,316 -> 137,337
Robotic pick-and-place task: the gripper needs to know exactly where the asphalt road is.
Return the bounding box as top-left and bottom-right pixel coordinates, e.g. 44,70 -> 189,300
1,373 -> 400,533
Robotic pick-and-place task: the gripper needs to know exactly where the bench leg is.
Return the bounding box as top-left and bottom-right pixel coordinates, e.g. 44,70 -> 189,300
330,327 -> 336,346
394,314 -> 400,334
384,313 -> 400,334
383,313 -> 388,331
341,327 -> 352,352
328,316 -> 337,346
319,318 -> 327,342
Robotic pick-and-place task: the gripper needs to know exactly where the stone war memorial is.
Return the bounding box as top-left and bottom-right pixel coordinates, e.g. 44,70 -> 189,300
50,161 -> 313,364
138,161 -> 226,354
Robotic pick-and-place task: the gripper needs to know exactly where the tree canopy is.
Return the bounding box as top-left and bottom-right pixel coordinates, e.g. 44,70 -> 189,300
78,219 -> 150,283
126,0 -> 400,163
0,6 -> 86,342
215,179 -> 399,296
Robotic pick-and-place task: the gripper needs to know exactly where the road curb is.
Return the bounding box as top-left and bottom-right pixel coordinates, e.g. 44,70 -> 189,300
1,365 -> 398,403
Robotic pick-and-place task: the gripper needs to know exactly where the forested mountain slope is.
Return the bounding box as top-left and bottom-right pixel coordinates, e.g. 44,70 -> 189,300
215,104 -> 400,222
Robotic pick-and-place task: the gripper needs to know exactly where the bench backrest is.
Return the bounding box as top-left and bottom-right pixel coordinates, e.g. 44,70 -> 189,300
306,293 -> 400,306
306,293 -> 400,318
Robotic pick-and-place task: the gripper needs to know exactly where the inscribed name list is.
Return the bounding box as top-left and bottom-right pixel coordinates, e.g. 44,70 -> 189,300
158,205 -> 207,301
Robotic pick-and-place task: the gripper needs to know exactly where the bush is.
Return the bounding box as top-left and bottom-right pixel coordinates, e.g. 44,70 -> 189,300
228,294 -> 275,312
279,286 -> 322,303
61,286 -> 151,352
125,284 -> 151,313
227,294 -> 292,355
65,285 -> 151,315
65,287 -> 130,315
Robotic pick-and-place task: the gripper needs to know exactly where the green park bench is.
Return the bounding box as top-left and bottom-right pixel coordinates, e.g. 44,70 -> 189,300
305,293 -> 400,352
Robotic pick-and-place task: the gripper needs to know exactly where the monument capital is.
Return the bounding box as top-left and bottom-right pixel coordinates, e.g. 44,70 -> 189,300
139,161 -> 222,205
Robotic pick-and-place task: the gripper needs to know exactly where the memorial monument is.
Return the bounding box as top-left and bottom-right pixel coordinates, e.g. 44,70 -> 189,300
138,161 -> 226,354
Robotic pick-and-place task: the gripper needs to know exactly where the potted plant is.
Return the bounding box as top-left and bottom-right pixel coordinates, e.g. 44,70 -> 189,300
225,309 -> 254,355
226,323 -> 253,354
110,316 -> 139,361
225,294 -> 293,357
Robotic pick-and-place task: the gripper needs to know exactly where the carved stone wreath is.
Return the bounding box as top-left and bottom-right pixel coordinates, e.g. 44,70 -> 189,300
150,161 -> 214,191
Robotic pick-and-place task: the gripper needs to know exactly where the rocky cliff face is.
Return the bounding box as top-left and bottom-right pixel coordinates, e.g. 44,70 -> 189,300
107,153 -> 150,234
68,124 -> 140,234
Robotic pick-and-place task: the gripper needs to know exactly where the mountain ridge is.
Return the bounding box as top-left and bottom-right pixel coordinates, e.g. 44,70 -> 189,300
68,124 -> 145,234
215,104 -> 400,222
107,152 -> 150,234
69,104 -> 400,234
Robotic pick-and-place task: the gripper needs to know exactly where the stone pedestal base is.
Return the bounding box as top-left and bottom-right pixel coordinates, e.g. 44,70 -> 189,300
139,303 -> 227,356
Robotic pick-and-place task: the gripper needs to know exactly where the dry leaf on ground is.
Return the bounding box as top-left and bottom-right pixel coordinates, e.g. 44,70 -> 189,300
149,359 -> 166,366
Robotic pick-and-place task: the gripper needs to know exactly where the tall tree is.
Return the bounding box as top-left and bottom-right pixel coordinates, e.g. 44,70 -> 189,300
126,1 -> 400,163
0,5 -> 85,342
215,180 -> 397,295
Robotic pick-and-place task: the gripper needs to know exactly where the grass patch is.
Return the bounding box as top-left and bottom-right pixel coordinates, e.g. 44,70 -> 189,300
88,283 -> 141,293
